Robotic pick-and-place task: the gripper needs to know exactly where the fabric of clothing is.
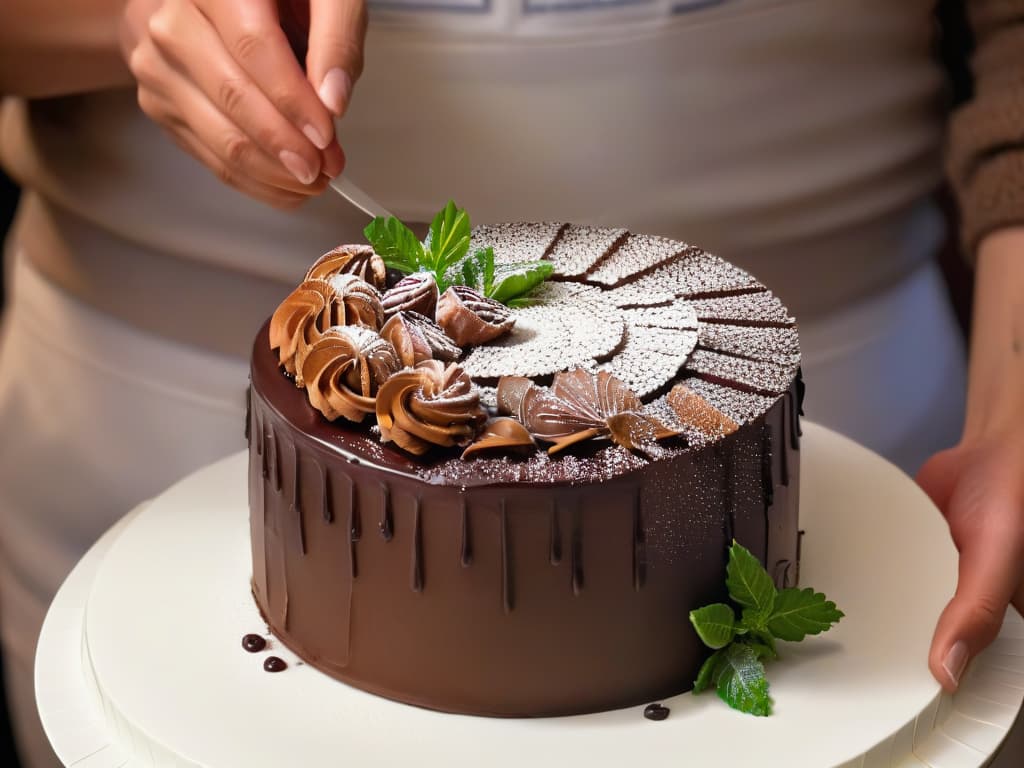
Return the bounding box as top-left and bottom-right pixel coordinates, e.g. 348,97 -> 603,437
947,0 -> 1024,256
0,0 -> 981,765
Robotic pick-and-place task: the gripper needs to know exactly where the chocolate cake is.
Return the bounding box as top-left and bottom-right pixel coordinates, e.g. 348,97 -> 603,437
247,217 -> 803,717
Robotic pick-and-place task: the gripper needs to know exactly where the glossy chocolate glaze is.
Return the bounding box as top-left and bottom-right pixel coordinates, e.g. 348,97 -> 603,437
248,324 -> 800,717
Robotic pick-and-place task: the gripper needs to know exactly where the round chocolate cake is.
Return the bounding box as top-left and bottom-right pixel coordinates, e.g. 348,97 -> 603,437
247,219 -> 803,717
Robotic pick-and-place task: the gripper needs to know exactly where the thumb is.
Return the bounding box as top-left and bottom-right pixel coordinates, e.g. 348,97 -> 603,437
307,0 -> 368,117
929,525 -> 1020,691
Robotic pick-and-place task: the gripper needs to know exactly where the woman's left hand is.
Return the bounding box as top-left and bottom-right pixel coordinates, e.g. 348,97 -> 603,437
918,227 -> 1024,691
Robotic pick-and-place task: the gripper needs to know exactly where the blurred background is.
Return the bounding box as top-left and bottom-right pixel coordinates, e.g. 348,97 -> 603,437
0,0 -> 989,764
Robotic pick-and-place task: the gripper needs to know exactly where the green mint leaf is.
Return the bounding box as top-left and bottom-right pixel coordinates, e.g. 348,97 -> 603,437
747,642 -> 777,661
748,630 -> 778,660
741,607 -> 768,633
425,201 -> 472,276
766,587 -> 844,642
507,296 -> 540,308
689,603 -> 738,650
715,644 -> 772,717
725,541 -> 777,624
481,248 -> 496,295
693,649 -> 726,694
488,261 -> 554,304
460,254 -> 480,290
363,216 -> 423,274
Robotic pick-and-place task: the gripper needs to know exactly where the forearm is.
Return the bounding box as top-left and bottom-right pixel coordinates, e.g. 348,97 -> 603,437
963,228 -> 1024,442
0,0 -> 132,98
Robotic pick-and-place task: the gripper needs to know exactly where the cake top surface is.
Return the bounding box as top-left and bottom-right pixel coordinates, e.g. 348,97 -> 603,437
259,204 -> 801,484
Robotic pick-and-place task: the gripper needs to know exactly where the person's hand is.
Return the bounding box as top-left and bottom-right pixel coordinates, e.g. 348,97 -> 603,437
918,428 -> 1024,690
917,228 -> 1024,692
120,0 -> 367,209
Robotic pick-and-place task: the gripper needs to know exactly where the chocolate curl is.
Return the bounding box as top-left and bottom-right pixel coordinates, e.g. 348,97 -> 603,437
306,245 -> 387,290
382,273 -> 440,319
497,368 -> 679,455
667,383 -> 740,438
436,286 -> 515,346
461,417 -> 537,459
380,311 -> 461,368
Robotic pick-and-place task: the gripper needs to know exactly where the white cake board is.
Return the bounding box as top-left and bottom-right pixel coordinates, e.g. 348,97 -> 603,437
36,423 -> 1024,768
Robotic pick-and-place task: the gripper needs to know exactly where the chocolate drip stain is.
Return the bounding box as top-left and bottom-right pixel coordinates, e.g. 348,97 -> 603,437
269,426 -> 282,493
264,656 -> 287,673
500,501 -> 513,613
290,444 -> 306,556
244,386 -> 252,441
632,489 -> 646,591
571,504 -> 584,596
348,499 -> 359,581
379,482 -> 393,541
349,477 -> 361,541
321,465 -> 333,524
459,497 -> 472,567
781,393 -> 792,486
549,501 -> 562,565
411,497 -> 423,593
242,633 -> 266,653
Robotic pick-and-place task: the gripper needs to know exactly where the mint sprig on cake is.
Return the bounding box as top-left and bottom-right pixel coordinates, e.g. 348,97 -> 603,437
364,200 -> 553,306
689,542 -> 843,716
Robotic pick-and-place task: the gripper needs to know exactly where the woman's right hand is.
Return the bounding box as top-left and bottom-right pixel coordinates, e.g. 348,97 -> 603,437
120,0 -> 367,209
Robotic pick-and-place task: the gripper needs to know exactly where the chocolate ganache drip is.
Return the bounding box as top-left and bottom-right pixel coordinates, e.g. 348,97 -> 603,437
376,360 -> 487,455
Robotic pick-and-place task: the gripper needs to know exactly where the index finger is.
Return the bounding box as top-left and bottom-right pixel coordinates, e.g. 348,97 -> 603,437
196,0 -> 335,150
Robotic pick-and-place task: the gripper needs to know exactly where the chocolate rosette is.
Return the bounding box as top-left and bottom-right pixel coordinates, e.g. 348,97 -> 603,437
301,326 -> 400,422
270,276 -> 385,383
382,273 -> 440,319
306,244 -> 387,290
376,360 -> 487,455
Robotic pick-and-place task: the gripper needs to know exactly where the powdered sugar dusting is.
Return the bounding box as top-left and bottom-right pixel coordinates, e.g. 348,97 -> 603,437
597,326 -> 696,399
604,251 -> 761,308
545,225 -> 628,278
688,292 -> 796,326
685,349 -> 796,395
585,234 -> 694,287
697,325 -> 801,365
460,284 -> 625,380
471,222 -> 564,266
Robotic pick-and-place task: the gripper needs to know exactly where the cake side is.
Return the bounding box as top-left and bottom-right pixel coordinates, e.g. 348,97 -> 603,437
249,328 -> 800,716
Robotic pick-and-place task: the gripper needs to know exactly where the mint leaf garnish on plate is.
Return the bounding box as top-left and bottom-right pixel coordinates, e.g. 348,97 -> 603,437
767,587 -> 844,642
726,539 -> 777,626
363,201 -> 553,306
689,603 -> 739,650
716,644 -> 772,717
689,541 -> 843,716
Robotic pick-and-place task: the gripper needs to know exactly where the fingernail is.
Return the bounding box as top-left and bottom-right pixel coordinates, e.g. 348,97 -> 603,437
942,640 -> 969,687
302,123 -> 330,150
318,68 -> 352,116
279,150 -> 317,185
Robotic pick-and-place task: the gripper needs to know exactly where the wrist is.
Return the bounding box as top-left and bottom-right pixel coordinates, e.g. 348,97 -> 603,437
962,229 -> 1024,442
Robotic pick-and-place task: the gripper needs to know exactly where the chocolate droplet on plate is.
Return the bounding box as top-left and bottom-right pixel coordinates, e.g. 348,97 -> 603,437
263,656 -> 288,672
242,634 -> 267,653
643,703 -> 670,721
